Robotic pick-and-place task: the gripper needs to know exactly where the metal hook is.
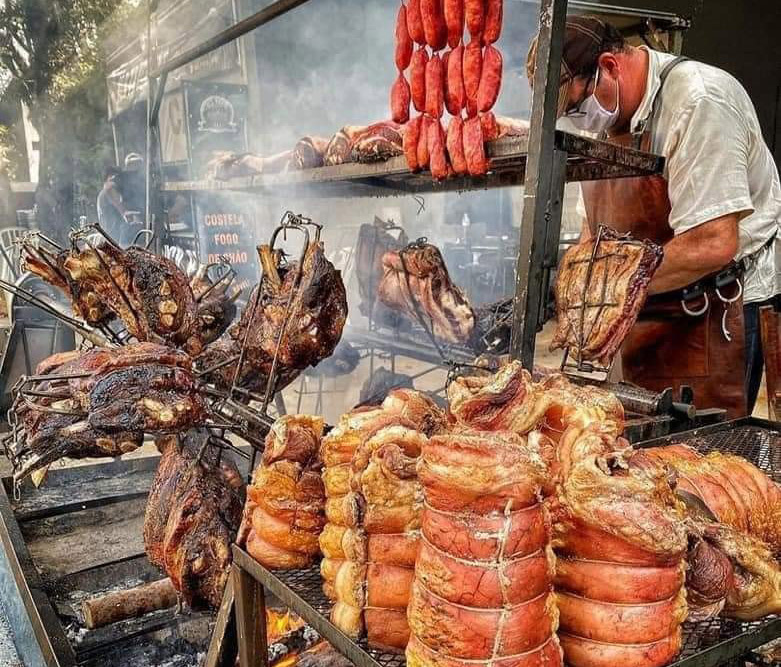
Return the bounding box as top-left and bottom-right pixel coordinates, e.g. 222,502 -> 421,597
681,292 -> 710,317
715,278 -> 743,304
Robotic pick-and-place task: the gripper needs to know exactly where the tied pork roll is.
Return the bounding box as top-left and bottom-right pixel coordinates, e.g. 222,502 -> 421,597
552,422 -> 688,667
321,391 -> 444,642
240,415 -> 325,570
407,429 -> 563,666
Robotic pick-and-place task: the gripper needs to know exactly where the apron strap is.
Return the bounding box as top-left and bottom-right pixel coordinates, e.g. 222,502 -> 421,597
633,55 -> 690,149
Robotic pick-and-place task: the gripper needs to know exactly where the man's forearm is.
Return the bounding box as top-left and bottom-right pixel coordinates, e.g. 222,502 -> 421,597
647,214 -> 740,295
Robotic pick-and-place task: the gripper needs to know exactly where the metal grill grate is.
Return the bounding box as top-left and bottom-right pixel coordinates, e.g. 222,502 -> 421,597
263,420 -> 781,667
668,424 -> 781,483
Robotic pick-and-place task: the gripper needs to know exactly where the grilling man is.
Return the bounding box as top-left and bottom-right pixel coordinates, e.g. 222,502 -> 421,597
527,16 -> 781,417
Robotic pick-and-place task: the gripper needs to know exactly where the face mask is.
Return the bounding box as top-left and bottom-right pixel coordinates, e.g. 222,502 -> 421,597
569,68 -> 620,134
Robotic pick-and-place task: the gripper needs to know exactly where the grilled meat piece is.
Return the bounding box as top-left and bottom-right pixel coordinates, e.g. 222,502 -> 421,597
553,423 -> 688,667
350,122 -> 404,163
408,429 -> 560,666
324,122 -> 404,166
189,264 -> 240,346
22,246 -> 114,326
144,430 -> 245,609
355,218 -> 409,320
63,244 -> 204,354
291,137 -> 330,170
26,239 -> 231,354
551,229 -> 663,367
201,241 -> 347,394
240,416 -> 326,570
10,343 -> 204,482
643,444 -> 781,555
377,242 -> 475,345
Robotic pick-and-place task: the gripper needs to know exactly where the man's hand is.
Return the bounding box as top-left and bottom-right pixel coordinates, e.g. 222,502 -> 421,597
649,213 -> 740,295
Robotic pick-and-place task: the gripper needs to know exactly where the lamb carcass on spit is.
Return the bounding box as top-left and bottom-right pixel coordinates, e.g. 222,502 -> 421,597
144,429 -> 245,608
199,240 -> 347,394
377,242 -> 475,345
22,238 -> 235,353
9,343 -> 206,482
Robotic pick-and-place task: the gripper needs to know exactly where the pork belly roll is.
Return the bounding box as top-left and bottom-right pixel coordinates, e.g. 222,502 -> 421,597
407,429 -> 562,666
552,422 -> 688,667
240,415 -> 325,570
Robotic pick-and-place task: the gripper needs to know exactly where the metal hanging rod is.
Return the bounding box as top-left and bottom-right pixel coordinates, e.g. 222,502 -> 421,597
149,0 -> 313,123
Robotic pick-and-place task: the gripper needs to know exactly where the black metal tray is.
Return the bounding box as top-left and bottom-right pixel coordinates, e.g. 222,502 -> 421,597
238,417 -> 781,667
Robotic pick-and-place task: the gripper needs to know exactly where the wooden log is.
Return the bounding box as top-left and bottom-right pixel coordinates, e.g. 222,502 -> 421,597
82,577 -> 178,629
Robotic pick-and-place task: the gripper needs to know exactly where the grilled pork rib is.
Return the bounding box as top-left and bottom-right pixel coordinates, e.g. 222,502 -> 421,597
378,242 -> 475,345
24,240 -> 234,354
551,229 -> 663,367
10,343 -> 205,482
145,430 -> 245,609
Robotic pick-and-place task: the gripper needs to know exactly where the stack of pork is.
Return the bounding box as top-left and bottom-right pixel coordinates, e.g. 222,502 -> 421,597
320,389 -> 445,649
240,415 -> 326,569
392,0 -> 505,179
241,361 -> 781,667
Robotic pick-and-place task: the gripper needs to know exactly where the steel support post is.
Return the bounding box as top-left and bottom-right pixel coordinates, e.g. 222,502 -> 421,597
510,0 -> 569,367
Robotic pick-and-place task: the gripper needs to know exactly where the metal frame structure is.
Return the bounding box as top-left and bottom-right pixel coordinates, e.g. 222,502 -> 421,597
147,0 -> 668,371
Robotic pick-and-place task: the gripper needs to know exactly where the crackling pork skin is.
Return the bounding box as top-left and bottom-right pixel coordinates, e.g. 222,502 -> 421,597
551,229 -> 663,367
239,415 -> 326,570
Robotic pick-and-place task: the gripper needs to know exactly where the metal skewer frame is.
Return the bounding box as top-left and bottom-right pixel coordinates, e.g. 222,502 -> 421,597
559,224 -> 647,379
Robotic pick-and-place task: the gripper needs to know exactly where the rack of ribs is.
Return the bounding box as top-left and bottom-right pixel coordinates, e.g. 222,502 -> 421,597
6,342 -> 207,483
20,228 -> 237,354
551,226 -> 663,370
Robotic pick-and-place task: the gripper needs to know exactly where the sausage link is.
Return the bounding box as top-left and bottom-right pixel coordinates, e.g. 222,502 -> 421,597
404,115 -> 423,171
407,0 -> 426,45
410,47 -> 429,113
477,44 -> 502,112
421,0 -> 447,51
446,116 -> 468,175
463,116 -> 489,175
445,45 -> 465,115
464,0 -> 485,40
444,0 -> 464,49
417,115 -> 432,169
395,4 -> 414,71
428,119 -> 449,180
484,0 -> 502,44
479,111 -> 498,141
425,54 -> 445,119
463,38 -> 482,117
391,72 -> 411,124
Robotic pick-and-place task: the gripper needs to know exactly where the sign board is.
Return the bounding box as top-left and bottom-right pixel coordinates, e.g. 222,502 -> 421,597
193,192 -> 259,299
184,81 -> 249,178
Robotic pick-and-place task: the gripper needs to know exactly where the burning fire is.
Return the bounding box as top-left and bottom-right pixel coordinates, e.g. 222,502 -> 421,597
267,608 -> 306,644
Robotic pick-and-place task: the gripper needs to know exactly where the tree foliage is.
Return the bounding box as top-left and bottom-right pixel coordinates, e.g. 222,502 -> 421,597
0,0 -> 142,230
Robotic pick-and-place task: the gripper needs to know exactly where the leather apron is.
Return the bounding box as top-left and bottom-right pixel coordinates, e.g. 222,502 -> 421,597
580,58 -> 747,418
